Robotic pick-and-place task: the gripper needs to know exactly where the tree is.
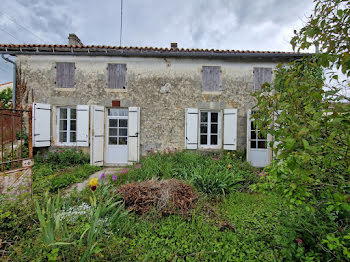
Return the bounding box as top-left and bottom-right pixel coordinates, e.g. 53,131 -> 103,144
251,0 -> 350,259
0,87 -> 12,109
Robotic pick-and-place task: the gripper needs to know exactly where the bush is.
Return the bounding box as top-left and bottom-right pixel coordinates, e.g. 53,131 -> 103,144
111,150 -> 258,196
33,149 -> 100,194
34,164 -> 101,194
35,148 -> 90,166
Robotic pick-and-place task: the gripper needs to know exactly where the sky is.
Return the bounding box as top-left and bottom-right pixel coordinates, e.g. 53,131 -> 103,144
0,0 -> 316,83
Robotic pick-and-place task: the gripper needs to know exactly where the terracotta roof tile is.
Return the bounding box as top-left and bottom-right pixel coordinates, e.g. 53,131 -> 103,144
0,43 -> 309,58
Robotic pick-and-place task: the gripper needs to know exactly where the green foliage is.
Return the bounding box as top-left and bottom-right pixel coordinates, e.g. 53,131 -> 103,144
34,164 -> 101,194
101,193 -> 310,261
35,148 -> 90,166
35,191 -> 70,245
291,0 -> 350,76
252,1 -> 350,259
33,148 -> 100,194
0,87 -> 12,108
112,150 -> 258,196
252,59 -> 350,260
0,194 -> 37,243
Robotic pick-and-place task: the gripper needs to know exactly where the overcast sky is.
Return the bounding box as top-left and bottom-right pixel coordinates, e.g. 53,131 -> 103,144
0,0 -> 316,83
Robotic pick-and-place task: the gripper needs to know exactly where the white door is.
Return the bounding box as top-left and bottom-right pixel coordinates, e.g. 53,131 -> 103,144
105,108 -> 128,164
247,110 -> 270,167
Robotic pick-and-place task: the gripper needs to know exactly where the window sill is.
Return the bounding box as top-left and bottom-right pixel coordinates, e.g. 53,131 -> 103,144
105,89 -> 128,93
202,91 -> 223,95
55,88 -> 76,92
198,146 -> 221,150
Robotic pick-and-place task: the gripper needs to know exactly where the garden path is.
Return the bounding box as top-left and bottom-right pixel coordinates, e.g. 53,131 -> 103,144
65,167 -> 122,193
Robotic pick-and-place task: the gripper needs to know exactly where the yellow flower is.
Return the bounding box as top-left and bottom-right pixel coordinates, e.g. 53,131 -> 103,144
232,154 -> 236,157
88,178 -> 98,187
227,152 -> 230,155
227,164 -> 232,169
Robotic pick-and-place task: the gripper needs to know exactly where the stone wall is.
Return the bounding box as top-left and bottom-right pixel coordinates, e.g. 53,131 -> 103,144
17,55 -> 279,155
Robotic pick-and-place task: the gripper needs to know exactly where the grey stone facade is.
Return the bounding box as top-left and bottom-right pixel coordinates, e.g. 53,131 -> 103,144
17,55 -> 280,155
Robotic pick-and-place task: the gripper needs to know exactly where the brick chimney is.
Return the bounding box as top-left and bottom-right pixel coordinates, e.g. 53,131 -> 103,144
171,43 -> 178,49
68,33 -> 83,46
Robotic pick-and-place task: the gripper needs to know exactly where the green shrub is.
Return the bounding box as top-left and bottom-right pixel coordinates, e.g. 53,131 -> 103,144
34,164 -> 101,194
35,148 -> 90,166
112,150 -> 258,196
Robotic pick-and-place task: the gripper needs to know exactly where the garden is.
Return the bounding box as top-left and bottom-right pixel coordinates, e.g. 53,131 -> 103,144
1,148 -> 347,261
1,0 -> 349,260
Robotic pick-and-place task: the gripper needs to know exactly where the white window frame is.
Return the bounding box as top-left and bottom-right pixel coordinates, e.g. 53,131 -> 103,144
199,110 -> 222,149
56,106 -> 77,146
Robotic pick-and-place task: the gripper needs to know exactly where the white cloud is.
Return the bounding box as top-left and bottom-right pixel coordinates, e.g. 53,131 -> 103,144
0,0 -> 316,82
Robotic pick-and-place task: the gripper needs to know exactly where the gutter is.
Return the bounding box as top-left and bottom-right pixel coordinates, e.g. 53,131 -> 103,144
1,54 -> 16,110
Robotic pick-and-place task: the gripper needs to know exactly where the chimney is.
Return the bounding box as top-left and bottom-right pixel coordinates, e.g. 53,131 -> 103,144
171,43 -> 178,49
68,33 -> 83,46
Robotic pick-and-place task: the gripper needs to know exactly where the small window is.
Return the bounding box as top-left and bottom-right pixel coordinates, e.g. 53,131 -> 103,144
56,62 -> 75,88
57,107 -> 77,145
108,64 -> 127,89
202,66 -> 222,92
250,120 -> 267,149
200,111 -> 221,148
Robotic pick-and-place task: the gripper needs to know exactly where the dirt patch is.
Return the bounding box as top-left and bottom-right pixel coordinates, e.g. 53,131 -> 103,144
201,204 -> 236,232
116,178 -> 198,216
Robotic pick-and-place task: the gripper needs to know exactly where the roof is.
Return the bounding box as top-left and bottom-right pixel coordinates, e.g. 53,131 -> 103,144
0,81 -> 13,86
0,44 -> 311,60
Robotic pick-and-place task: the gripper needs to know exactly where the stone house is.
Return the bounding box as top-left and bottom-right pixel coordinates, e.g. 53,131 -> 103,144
0,35 -> 307,167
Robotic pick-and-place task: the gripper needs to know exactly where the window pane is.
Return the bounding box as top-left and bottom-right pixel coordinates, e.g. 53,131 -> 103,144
211,124 -> 218,134
60,120 -> 67,131
200,123 -> 208,134
119,109 -> 128,116
109,128 -> 118,136
70,132 -> 76,142
60,108 -> 67,119
119,128 -> 127,136
70,109 -> 76,119
210,135 -> 218,145
211,112 -> 218,123
109,137 -> 118,145
119,137 -> 127,145
200,112 -> 208,122
108,109 -> 119,116
109,119 -> 118,127
258,140 -> 267,148
251,121 -> 256,131
70,120 -> 76,131
119,119 -> 128,127
250,140 -> 256,148
251,131 -> 256,139
59,132 -> 67,142
200,135 -> 207,145
258,131 -> 266,139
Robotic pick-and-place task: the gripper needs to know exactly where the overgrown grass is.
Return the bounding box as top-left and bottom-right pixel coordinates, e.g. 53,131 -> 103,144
1,150 -> 332,261
33,148 -> 101,194
112,150 -> 259,195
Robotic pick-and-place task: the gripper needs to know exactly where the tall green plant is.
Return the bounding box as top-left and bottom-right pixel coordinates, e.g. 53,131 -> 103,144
0,87 -> 12,108
251,0 -> 350,259
35,191 -> 70,245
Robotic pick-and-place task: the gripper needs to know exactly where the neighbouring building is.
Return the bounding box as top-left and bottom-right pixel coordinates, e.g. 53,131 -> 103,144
0,81 -> 13,92
0,34 -> 309,167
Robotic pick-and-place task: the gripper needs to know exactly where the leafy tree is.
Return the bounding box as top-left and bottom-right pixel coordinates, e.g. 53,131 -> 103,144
252,0 -> 350,259
0,87 -> 12,109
